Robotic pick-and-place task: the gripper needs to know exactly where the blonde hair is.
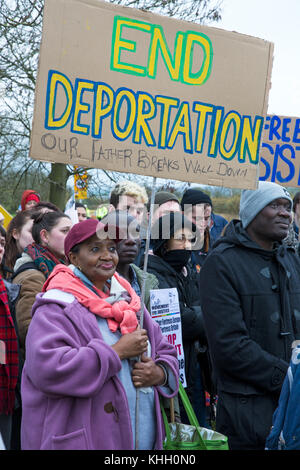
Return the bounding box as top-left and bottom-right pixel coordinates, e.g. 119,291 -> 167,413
110,180 -> 148,207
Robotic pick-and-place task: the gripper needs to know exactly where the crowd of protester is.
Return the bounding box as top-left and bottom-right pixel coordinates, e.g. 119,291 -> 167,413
0,181 -> 300,451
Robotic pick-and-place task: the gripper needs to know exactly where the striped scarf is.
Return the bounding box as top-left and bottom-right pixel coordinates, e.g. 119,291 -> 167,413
0,276 -> 18,414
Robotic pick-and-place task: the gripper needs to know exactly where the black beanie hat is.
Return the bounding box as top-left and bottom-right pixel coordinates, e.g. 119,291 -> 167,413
180,188 -> 212,209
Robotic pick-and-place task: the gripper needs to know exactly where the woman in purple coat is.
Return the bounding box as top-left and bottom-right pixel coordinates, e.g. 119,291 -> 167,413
21,219 -> 179,450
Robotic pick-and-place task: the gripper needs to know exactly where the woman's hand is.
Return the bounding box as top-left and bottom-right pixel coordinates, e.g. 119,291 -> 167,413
112,328 -> 148,360
131,354 -> 166,388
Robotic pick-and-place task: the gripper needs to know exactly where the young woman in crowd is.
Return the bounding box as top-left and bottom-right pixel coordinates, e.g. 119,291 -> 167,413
12,211 -> 72,362
147,211 -> 207,425
4,201 -> 60,280
75,202 -> 88,222
4,211 -> 34,279
20,218 -> 179,450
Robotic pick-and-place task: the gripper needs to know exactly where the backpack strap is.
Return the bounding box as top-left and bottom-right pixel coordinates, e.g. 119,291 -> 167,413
11,262 -> 37,280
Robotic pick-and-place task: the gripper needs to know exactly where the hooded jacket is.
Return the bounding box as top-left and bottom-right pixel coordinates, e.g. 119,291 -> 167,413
199,219 -> 300,397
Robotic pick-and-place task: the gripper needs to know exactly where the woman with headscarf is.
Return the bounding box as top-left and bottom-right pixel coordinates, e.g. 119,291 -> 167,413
147,212 -> 207,424
20,218 -> 178,450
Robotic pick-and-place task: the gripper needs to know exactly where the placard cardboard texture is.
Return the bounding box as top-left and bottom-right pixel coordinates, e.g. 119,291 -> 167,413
260,115 -> 300,188
30,0 -> 274,189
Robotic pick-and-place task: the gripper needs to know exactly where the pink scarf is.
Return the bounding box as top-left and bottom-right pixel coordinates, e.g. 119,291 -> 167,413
43,265 -> 140,334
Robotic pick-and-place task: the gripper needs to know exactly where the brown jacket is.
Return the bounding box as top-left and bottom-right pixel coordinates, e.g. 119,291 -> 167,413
13,254 -> 45,361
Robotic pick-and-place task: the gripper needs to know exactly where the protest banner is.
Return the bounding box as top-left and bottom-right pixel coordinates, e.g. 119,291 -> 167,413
30,0 -> 274,190
260,115 -> 300,188
150,287 -> 187,387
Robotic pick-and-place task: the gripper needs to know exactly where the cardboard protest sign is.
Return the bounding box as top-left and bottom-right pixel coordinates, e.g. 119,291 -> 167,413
260,115 -> 300,188
30,0 -> 274,189
150,287 -> 186,387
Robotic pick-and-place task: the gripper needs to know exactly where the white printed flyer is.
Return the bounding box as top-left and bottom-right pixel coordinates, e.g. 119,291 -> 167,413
150,287 -> 186,387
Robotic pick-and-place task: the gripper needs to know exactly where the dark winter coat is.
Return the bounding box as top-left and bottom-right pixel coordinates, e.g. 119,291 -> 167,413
199,219 -> 300,449
147,254 -> 205,401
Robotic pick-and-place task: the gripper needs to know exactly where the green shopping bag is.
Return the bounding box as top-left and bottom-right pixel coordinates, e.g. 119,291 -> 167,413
160,382 -> 229,450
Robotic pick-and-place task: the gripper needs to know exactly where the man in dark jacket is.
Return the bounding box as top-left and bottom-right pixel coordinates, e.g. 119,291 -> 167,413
200,181 -> 300,450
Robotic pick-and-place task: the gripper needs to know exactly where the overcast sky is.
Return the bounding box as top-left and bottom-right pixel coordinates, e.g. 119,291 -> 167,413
210,0 -> 300,117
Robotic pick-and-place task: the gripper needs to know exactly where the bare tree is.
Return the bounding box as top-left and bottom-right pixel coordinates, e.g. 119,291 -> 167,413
0,0 -> 222,211
113,0 -> 222,23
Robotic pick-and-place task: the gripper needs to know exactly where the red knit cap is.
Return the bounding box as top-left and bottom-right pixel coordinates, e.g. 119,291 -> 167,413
64,218 -> 120,259
21,190 -> 40,210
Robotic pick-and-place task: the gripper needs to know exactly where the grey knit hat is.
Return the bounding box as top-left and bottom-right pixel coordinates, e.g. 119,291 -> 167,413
239,181 -> 292,228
